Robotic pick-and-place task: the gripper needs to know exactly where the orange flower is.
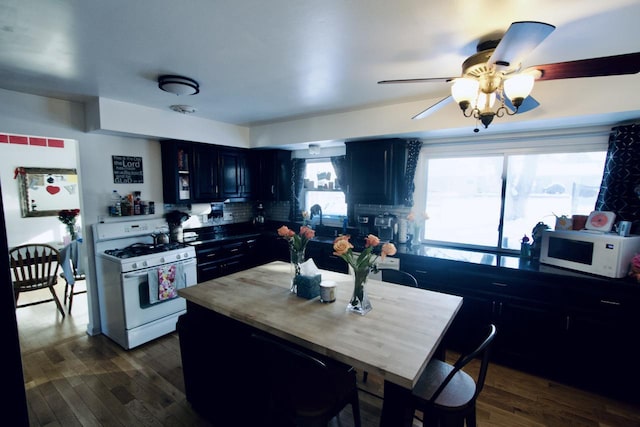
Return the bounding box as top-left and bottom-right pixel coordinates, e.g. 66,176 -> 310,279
380,242 -> 397,259
333,235 -> 353,256
277,224 -> 315,252
300,226 -> 315,240
364,234 -> 380,248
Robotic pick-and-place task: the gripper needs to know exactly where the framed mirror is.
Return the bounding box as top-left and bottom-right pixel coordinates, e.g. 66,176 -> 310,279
16,167 -> 80,217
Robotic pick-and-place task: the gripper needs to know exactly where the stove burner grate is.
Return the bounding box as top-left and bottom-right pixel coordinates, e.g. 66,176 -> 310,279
104,242 -> 190,259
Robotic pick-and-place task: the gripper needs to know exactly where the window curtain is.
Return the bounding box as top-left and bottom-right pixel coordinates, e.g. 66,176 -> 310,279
403,140 -> 423,207
330,155 -> 346,200
595,123 -> 640,233
289,158 -> 306,222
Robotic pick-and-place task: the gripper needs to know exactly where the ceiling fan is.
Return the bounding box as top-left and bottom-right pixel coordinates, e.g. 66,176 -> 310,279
378,21 -> 640,132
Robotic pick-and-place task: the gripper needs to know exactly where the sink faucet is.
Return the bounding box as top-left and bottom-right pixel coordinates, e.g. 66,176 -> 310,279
310,204 -> 323,227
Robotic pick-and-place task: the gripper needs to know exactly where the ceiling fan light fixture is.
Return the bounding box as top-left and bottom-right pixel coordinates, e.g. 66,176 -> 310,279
451,78 -> 479,107
504,74 -> 535,104
158,75 -> 200,96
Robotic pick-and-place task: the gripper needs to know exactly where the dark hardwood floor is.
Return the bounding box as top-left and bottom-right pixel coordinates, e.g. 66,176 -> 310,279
16,282 -> 640,426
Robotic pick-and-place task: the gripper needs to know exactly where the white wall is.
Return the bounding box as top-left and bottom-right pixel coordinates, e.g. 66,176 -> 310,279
0,136 -> 80,248
0,88 -> 166,336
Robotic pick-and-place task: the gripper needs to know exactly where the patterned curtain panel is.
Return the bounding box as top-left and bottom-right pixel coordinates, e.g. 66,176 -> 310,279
595,123 -> 640,233
330,155 -> 346,200
403,140 -> 423,207
289,158 -> 307,222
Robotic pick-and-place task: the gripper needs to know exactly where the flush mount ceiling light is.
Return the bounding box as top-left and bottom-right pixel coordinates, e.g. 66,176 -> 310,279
158,75 -> 200,96
308,144 -> 321,155
170,104 -> 197,114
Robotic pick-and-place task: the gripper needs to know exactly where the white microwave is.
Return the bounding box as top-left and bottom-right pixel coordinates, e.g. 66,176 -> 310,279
540,230 -> 640,278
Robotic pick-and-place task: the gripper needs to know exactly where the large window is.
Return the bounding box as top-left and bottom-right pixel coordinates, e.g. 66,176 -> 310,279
423,149 -> 606,252
303,159 -> 347,221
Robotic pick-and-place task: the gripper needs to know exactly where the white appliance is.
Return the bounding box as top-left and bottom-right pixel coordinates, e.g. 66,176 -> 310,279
93,218 -> 197,349
540,229 -> 640,278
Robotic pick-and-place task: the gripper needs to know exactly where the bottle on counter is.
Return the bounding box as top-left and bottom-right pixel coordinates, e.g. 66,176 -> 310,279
520,234 -> 531,259
109,190 -> 122,216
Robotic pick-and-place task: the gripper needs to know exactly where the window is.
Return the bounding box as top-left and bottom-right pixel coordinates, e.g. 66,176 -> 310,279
422,148 -> 606,252
303,159 -> 347,220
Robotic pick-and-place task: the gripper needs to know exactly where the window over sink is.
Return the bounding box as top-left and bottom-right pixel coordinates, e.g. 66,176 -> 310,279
303,159 -> 347,224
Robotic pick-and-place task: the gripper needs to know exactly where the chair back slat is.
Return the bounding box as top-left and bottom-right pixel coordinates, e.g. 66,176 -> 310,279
10,244 -> 60,290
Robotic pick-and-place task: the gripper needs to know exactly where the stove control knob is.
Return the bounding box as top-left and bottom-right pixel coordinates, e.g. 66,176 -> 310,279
131,262 -> 137,269
142,261 -> 148,267
159,257 -> 165,264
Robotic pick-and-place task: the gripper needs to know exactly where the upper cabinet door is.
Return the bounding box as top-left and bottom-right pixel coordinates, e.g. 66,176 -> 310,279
345,139 -> 406,205
253,149 -> 292,202
219,149 -> 252,199
192,144 -> 220,202
161,140 -> 194,204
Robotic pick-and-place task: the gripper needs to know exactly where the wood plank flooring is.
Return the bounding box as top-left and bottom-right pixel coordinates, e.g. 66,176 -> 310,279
16,283 -> 640,426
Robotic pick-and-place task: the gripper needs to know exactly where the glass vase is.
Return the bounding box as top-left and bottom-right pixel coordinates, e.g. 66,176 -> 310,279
347,266 -> 372,315
67,223 -> 77,241
289,246 -> 306,293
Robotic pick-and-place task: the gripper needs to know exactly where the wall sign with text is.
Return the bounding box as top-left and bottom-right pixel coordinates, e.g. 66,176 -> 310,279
112,155 -> 143,183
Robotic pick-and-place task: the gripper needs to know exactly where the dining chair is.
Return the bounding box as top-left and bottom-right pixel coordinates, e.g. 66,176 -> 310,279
411,324 -> 497,427
378,268 -> 418,287
251,333 -> 361,427
9,243 -> 66,317
59,239 -> 86,314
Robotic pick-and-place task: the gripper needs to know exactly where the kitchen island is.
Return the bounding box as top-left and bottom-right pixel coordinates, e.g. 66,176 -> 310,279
177,261 -> 463,426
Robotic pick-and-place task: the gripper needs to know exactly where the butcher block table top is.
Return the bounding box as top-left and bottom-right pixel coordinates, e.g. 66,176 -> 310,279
178,260 -> 462,390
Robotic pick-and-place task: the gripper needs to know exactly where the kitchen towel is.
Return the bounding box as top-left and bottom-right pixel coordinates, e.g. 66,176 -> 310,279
147,263 -> 185,304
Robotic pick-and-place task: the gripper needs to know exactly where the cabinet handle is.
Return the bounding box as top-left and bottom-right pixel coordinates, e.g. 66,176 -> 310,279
491,282 -> 508,287
566,315 -> 571,331
498,302 -> 503,316
271,185 -> 275,194
600,299 -> 621,306
492,301 -> 496,315
215,185 -> 219,194
415,269 -> 428,274
229,248 -> 240,253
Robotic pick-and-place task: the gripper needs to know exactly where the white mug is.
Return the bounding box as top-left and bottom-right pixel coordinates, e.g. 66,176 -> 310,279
320,281 -> 336,303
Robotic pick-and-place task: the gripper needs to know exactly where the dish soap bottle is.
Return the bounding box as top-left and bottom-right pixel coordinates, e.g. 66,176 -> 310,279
520,235 -> 531,259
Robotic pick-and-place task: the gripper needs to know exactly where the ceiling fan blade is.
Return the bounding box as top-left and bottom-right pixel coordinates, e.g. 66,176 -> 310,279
503,95 -> 540,114
488,21 -> 555,69
412,96 -> 453,120
378,77 -> 454,84
528,52 -> 640,81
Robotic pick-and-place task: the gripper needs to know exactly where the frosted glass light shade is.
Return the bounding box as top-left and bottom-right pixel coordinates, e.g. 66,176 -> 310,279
504,74 -> 534,101
451,78 -> 479,104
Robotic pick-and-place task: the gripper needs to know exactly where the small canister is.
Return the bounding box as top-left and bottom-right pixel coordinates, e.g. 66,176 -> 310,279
320,281 -> 336,303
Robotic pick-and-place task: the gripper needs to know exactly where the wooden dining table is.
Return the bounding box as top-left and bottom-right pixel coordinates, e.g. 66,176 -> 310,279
177,260 -> 463,427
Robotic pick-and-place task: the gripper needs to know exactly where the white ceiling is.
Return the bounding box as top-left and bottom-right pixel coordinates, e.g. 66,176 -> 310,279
0,0 -> 639,133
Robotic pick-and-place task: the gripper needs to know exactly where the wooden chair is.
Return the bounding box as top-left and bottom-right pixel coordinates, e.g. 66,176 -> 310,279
251,333 -> 361,427
411,324 -> 497,427
378,268 -> 418,287
9,243 -> 66,317
59,240 -> 86,314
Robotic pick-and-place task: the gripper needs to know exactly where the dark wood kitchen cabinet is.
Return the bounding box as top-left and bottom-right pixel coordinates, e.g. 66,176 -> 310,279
252,149 -> 292,201
192,144 -> 252,202
161,140 -> 194,204
400,253 -> 640,402
345,138 -> 406,205
219,149 -> 252,199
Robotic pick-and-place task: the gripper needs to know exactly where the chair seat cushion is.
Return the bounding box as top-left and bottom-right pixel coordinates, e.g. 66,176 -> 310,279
412,359 -> 476,409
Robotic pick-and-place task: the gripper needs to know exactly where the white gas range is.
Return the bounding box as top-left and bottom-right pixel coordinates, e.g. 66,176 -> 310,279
93,218 -> 197,349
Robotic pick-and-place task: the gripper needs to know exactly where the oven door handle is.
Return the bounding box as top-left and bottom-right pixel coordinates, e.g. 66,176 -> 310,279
123,259 -> 197,278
